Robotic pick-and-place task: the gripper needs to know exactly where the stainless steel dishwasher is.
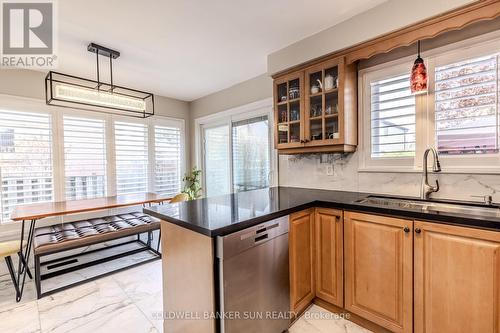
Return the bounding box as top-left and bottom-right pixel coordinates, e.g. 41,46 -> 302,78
216,216 -> 290,333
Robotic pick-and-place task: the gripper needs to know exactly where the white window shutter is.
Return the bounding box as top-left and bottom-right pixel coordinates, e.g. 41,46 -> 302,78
154,125 -> 182,197
0,110 -> 53,222
63,116 -> 107,200
370,74 -> 416,158
114,121 -> 148,195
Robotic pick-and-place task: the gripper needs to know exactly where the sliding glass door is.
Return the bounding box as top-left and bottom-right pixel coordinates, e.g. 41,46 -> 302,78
202,115 -> 271,197
232,116 -> 269,192
203,124 -> 231,197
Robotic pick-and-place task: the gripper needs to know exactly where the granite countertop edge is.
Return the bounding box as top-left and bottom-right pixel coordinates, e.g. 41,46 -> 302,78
144,188 -> 500,238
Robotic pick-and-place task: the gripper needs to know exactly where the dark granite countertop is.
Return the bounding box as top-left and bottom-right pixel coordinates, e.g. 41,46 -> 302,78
143,186 -> 500,237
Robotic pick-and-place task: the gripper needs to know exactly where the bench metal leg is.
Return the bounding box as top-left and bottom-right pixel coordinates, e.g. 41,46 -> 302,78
156,229 -> 161,252
34,254 -> 41,299
35,231 -> 161,298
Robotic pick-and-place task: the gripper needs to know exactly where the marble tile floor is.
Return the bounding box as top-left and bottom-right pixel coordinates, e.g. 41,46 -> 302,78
0,259 -> 371,333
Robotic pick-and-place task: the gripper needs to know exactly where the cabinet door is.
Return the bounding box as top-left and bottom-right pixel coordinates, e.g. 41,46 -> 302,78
414,221 -> 500,333
274,72 -> 305,150
289,208 -> 315,314
315,208 -> 343,307
304,57 -> 343,147
344,212 -> 413,333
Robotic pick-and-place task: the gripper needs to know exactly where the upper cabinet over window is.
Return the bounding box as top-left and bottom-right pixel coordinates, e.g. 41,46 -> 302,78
273,56 -> 357,154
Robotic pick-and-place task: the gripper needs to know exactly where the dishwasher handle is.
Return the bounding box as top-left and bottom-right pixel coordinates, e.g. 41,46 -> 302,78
254,233 -> 268,243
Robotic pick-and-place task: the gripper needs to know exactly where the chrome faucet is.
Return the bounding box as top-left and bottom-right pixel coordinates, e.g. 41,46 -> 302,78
421,148 -> 441,200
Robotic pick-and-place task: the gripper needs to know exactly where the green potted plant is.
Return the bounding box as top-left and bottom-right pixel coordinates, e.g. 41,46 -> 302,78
181,167 -> 202,200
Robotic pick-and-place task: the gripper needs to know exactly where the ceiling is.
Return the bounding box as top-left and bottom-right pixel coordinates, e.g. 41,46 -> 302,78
56,0 -> 386,101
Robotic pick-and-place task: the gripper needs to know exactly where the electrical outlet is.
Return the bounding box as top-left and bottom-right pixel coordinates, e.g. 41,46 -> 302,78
326,165 -> 334,176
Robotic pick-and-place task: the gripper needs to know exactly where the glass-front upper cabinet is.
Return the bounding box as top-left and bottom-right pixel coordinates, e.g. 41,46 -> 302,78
274,72 -> 304,149
305,57 -> 343,146
273,56 -> 357,154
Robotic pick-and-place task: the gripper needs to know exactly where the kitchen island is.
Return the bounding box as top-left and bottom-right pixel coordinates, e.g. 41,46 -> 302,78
144,186 -> 500,333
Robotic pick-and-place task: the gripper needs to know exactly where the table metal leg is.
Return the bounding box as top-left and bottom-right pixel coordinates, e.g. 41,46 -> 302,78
18,252 -> 33,279
16,219 -> 36,302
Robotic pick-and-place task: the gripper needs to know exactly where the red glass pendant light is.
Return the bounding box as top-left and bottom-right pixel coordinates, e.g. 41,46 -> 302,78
410,40 -> 428,94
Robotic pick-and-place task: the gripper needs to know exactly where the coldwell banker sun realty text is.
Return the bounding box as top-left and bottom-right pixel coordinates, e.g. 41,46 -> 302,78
1,0 -> 57,68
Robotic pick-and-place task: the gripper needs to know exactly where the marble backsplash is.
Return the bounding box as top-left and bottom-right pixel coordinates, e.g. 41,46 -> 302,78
278,153 -> 500,203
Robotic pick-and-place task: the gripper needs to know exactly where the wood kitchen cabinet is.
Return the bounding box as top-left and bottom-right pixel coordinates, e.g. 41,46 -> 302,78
414,221 -> 500,333
314,208 -> 343,307
344,212 -> 413,333
289,208 -> 315,315
274,72 -> 305,150
273,56 -> 357,154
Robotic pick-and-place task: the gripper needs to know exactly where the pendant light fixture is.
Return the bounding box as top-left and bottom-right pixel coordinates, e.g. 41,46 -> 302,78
45,43 -> 154,118
410,40 -> 428,95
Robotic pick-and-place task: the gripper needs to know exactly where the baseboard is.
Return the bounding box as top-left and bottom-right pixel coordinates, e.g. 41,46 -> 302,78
313,298 -> 393,333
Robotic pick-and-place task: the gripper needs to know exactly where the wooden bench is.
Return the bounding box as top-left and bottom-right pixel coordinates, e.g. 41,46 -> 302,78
33,211 -> 161,298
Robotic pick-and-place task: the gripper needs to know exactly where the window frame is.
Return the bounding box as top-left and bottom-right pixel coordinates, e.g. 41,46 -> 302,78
359,30 -> 500,174
194,98 -> 276,197
0,94 -> 186,225
359,59 -> 423,172
425,37 -> 500,172
152,121 -> 185,197
201,121 -> 232,197
61,113 -> 108,200
0,107 -> 55,222
113,118 -> 150,195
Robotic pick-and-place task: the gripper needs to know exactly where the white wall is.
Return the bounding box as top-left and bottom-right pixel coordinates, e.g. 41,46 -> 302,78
267,0 -> 476,75
188,73 -> 273,167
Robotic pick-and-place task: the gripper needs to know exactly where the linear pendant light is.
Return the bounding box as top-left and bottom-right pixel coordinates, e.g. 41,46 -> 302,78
45,43 -> 154,118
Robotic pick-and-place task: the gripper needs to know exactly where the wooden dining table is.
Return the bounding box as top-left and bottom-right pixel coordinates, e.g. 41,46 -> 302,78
10,192 -> 170,302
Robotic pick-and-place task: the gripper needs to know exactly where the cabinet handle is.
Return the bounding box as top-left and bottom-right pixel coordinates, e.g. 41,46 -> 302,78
415,228 -> 421,234
403,226 -> 410,233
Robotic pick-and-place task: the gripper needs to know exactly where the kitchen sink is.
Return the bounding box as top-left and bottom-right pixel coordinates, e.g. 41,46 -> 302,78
357,196 -> 500,218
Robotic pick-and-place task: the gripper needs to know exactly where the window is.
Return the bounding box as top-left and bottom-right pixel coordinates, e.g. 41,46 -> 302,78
203,125 -> 230,197
370,74 -> 416,158
0,96 -> 185,223
114,121 -> 149,195
0,110 -> 53,223
434,54 -> 499,155
63,116 -> 106,200
198,101 -> 273,198
232,116 -> 270,192
154,125 -> 182,197
360,34 -> 500,172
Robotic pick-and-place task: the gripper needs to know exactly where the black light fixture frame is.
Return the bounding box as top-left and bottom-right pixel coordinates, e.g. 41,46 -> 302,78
45,43 -> 154,118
